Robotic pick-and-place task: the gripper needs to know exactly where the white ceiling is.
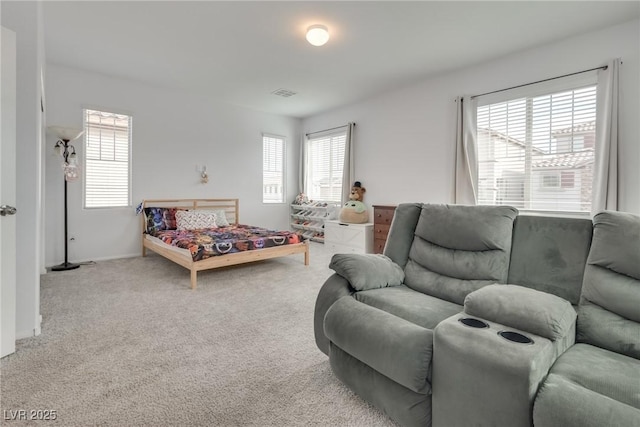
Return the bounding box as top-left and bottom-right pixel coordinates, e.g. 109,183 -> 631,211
43,1 -> 639,118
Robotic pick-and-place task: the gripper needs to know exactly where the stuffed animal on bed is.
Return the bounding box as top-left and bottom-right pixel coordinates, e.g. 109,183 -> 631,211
339,181 -> 369,224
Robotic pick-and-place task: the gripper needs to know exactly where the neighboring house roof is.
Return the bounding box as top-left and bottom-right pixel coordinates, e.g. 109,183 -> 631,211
532,148 -> 594,169
478,128 -> 526,147
477,128 -> 545,154
552,121 -> 596,136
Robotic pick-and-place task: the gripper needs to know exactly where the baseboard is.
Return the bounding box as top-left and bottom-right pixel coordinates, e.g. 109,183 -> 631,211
16,329 -> 35,340
45,252 -> 141,269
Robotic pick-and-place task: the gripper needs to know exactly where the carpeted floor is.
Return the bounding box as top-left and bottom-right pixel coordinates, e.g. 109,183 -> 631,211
0,242 -> 397,426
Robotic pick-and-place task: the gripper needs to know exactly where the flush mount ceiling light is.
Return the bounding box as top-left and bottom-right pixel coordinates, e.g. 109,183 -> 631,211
306,24 -> 329,47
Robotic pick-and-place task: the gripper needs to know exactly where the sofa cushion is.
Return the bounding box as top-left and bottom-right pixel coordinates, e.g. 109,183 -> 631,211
534,372 -> 640,427
578,211 -> 640,359
383,203 -> 422,269
324,296 -> 433,394
577,299 -> 640,360
464,284 -> 576,341
329,254 -> 404,291
355,285 -> 462,330
413,204 -> 518,252
534,343 -> 640,427
404,204 -> 518,305
545,344 -> 640,410
588,211 -> 640,280
507,215 -> 593,305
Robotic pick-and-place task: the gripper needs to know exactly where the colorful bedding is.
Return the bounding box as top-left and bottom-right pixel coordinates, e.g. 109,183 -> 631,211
150,224 -> 303,262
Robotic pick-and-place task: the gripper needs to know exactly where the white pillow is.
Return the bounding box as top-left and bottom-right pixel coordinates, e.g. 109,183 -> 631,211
175,210 -> 217,230
214,210 -> 231,227
199,209 -> 230,227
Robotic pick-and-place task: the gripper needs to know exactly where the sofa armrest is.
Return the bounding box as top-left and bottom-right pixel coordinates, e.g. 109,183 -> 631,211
464,284 -> 576,341
329,253 -> 404,291
314,274 -> 355,355
433,314 -> 573,427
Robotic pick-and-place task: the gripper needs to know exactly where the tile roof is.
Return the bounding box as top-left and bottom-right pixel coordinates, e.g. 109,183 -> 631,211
552,121 -> 596,135
532,148 -> 594,169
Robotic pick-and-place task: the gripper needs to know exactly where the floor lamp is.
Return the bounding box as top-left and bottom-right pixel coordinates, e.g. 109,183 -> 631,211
48,126 -> 85,271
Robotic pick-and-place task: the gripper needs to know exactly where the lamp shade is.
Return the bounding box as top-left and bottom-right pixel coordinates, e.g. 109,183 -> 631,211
306,25 -> 329,47
47,126 -> 85,142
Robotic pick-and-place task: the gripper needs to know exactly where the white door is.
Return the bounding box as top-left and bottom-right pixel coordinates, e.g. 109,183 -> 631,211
1,26 -> 18,358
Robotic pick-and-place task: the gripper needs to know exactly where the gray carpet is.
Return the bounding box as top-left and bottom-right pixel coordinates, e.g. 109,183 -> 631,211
0,242 -> 396,426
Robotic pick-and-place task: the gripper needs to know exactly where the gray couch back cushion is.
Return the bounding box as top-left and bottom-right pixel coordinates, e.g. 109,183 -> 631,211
578,211 -> 640,359
508,215 -> 593,305
402,204 -> 518,305
383,203 -> 422,269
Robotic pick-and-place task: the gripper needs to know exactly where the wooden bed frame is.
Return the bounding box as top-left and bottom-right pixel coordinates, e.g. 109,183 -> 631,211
141,199 -> 310,289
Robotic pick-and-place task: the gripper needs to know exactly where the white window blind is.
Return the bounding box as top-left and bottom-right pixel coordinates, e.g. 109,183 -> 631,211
476,80 -> 597,214
262,134 -> 285,203
84,109 -> 132,208
305,131 -> 346,203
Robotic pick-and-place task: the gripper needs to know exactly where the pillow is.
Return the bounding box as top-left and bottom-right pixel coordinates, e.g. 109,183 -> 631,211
329,254 -> 405,291
144,208 -> 178,233
199,209 -> 230,227
175,210 -> 217,230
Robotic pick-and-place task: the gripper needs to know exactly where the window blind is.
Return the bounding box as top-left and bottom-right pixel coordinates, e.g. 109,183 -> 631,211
84,109 -> 132,208
476,81 -> 597,213
305,131 -> 346,203
262,134 -> 285,203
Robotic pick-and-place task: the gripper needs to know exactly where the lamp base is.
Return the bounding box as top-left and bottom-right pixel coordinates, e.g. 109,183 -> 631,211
51,262 -> 80,272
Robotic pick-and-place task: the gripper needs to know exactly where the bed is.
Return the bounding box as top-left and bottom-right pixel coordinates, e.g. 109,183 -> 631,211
141,199 -> 309,289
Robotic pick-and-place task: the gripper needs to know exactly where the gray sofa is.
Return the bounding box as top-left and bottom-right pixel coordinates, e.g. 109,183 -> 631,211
314,203 -> 640,427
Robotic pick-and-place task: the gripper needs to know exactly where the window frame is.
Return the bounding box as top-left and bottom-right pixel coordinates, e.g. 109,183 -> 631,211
262,133 -> 286,204
82,107 -> 133,210
304,129 -> 347,204
475,72 -> 598,216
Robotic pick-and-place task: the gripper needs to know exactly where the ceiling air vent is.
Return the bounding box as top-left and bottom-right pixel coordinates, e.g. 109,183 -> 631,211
271,88 -> 297,98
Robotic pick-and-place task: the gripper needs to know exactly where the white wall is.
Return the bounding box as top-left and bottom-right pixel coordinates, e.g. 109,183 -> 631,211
303,20 -> 640,215
45,65 -> 301,266
1,1 -> 45,338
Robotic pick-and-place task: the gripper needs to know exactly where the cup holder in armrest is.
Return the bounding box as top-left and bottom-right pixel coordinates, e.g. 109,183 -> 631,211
458,317 -> 489,329
498,330 -> 534,344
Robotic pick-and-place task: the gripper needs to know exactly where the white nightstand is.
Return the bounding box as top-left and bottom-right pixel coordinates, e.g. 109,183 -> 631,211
324,220 -> 374,254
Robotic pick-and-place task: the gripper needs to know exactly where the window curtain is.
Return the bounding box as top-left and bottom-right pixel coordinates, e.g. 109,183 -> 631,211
454,96 -> 478,205
299,134 -> 308,196
592,58 -> 620,214
341,122 -> 355,204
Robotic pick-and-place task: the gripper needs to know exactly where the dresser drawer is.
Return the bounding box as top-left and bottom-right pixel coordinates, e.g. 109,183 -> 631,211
374,207 -> 395,225
374,224 -> 391,240
373,238 -> 386,254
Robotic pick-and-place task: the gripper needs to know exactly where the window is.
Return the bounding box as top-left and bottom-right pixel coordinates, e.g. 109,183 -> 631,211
262,134 -> 285,203
476,78 -> 597,213
83,109 -> 132,208
541,173 -> 560,188
305,130 -> 346,203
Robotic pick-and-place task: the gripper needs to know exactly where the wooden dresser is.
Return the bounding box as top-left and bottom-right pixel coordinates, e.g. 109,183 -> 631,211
372,205 -> 397,254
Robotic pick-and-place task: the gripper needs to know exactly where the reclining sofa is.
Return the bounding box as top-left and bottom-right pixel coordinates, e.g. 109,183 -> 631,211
313,203 -> 640,427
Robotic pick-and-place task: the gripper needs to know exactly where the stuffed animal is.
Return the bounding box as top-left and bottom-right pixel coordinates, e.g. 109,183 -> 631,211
339,181 -> 369,224
293,193 -> 309,205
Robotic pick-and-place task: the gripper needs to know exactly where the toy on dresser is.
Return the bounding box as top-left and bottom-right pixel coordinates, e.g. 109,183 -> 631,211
339,181 -> 369,224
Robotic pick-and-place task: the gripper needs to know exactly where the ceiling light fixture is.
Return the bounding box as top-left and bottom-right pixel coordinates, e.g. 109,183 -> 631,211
306,24 -> 329,47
